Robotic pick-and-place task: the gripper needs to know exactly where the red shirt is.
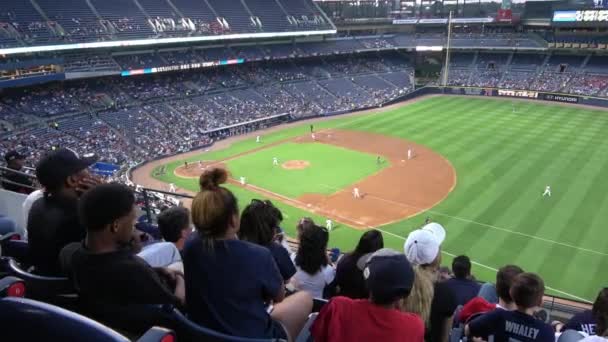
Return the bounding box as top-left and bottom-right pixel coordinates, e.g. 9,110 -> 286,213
311,296 -> 425,342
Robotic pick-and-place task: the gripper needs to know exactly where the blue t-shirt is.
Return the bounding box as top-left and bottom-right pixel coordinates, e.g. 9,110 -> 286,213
444,278 -> 482,306
468,309 -> 554,342
183,234 -> 283,338
267,242 -> 296,281
564,310 -> 596,335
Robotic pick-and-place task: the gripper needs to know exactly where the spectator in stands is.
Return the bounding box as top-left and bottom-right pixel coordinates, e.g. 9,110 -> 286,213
27,148 -> 99,275
402,222 -> 457,342
581,288 -> 608,341
1,151 -> 33,194
156,206 -> 192,252
466,273 -> 554,342
311,248 -> 424,342
458,265 -> 524,324
444,255 -> 481,306
558,287 -> 608,338
292,223 -> 336,298
22,188 -> 44,238
239,199 -> 296,282
66,183 -> 184,328
183,168 -> 312,340
333,229 -> 384,299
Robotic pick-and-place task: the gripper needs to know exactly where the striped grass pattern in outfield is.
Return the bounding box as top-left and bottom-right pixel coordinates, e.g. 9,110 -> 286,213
153,96 -> 608,302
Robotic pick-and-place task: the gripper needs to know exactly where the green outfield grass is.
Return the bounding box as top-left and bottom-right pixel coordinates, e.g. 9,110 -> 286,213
152,96 -> 608,302
225,142 -> 387,198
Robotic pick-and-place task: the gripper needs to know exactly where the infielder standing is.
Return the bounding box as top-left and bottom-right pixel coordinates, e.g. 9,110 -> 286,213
273,157 -> 279,166
169,183 -> 176,193
407,147 -> 413,160
542,185 -> 551,197
326,219 -> 333,231
240,176 -> 246,185
311,133 -> 316,141
256,135 -> 261,143
353,187 -> 361,199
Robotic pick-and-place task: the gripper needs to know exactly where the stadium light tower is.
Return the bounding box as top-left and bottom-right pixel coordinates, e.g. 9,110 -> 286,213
442,10 -> 453,87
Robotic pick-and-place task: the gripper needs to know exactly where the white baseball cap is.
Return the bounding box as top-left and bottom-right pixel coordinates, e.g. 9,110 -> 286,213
403,222 -> 446,266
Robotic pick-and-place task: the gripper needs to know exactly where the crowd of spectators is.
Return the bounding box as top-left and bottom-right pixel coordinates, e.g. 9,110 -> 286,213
447,55 -> 608,96
0,54 -> 414,171
2,153 -> 607,341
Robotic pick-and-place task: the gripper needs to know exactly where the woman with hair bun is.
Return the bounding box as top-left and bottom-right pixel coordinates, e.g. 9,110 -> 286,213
183,168 -> 312,340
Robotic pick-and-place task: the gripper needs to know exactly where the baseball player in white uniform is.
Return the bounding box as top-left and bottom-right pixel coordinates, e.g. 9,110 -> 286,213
256,135 -> 261,143
326,219 -> 333,231
353,187 -> 361,199
198,160 -> 203,169
240,177 -> 246,185
407,147 -> 413,160
169,183 -> 176,193
273,157 -> 278,166
311,133 -> 316,141
542,185 -> 551,197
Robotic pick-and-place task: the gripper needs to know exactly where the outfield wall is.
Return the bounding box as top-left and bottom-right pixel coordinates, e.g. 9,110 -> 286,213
390,86 -> 608,108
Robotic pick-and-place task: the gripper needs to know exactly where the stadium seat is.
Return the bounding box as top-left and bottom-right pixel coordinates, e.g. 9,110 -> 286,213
0,297 -> 174,341
0,275 -> 25,297
1,257 -> 76,307
312,297 -> 328,313
165,305 -> 283,342
295,312 -> 318,342
0,232 -> 29,264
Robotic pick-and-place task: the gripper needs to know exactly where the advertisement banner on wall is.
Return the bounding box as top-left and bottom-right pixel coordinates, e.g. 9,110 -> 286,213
497,89 -> 539,98
543,93 -> 579,103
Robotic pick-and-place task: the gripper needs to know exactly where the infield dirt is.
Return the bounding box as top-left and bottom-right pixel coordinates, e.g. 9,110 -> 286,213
170,129 -> 456,228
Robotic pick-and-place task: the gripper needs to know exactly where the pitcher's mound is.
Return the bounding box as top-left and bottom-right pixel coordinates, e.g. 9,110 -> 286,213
282,160 -> 310,170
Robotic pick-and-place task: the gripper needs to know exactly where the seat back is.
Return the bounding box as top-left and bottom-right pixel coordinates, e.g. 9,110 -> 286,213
2,257 -> 76,307
167,306 -> 283,342
0,297 -> 131,342
0,233 -> 29,264
295,312 -> 318,342
0,275 -> 26,297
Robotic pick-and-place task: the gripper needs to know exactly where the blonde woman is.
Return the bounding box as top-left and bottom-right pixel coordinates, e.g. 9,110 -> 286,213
402,222 -> 457,342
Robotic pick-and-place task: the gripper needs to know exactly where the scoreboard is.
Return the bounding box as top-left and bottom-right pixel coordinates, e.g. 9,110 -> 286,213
553,8 -> 608,26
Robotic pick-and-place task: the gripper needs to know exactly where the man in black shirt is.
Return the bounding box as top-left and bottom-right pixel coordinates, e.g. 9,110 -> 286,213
27,148 -> 99,275
70,183 -> 184,308
1,151 -> 34,194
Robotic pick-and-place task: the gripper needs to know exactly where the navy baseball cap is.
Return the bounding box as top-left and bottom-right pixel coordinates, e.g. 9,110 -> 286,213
4,150 -> 25,163
364,249 -> 415,303
35,148 -> 97,189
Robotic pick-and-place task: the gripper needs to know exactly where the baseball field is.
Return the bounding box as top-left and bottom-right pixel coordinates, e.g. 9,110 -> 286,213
141,95 -> 608,303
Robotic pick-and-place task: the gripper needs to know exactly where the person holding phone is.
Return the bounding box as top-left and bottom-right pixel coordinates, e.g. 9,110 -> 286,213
28,148 -> 102,276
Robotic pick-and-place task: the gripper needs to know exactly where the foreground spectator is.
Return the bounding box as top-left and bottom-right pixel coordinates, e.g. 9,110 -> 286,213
560,287 -> 608,338
292,223 -> 336,298
69,183 -> 184,309
458,264 -> 523,323
466,273 -> 554,342
333,229 -> 384,299
444,255 -> 481,305
311,248 -> 424,342
183,168 -> 312,340
239,199 -> 296,282
1,151 -> 33,194
28,148 -> 99,275
580,288 -> 608,341
156,206 -> 192,252
402,222 -> 457,342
